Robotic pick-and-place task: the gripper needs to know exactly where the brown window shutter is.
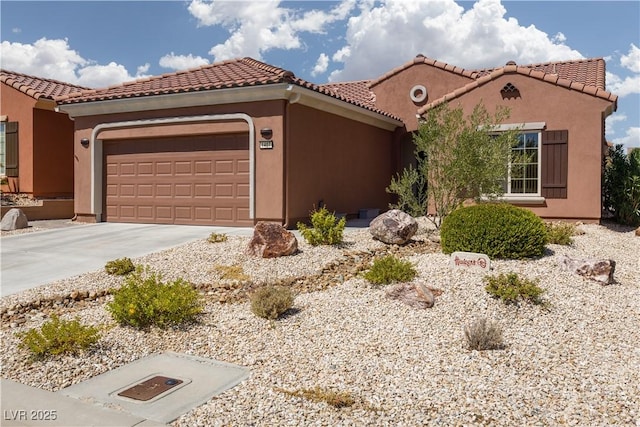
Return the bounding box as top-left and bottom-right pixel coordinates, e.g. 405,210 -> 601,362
5,122 -> 19,177
541,130 -> 568,199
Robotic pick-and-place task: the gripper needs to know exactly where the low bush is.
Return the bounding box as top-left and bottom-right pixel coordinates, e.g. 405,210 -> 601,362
17,315 -> 100,360
207,232 -> 228,243
107,266 -> 203,329
250,285 -> 294,320
104,257 -> 135,275
463,317 -> 504,351
484,272 -> 546,305
363,255 -> 417,285
277,386 -> 356,408
440,203 -> 547,259
297,207 -> 346,246
545,222 -> 575,245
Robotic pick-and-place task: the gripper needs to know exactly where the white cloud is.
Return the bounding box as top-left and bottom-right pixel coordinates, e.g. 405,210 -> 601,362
620,43 -> 640,73
12,28 -> 21,34
329,0 -> 583,81
0,37 -> 145,88
159,52 -> 210,70
607,71 -> 640,97
612,127 -> 640,148
137,63 -> 150,75
187,0 -> 355,61
311,53 -> 329,76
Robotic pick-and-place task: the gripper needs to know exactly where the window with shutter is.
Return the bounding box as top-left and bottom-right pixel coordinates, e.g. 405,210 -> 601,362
541,130 -> 568,199
1,122 -> 19,177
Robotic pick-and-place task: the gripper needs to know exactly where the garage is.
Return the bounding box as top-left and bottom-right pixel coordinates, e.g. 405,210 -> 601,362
104,133 -> 251,226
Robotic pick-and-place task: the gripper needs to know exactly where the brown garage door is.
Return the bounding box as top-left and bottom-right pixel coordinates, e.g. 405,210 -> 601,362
104,133 -> 251,226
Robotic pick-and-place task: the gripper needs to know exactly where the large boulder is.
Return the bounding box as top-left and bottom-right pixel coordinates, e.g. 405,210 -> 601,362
558,255 -> 616,285
369,209 -> 418,245
1,208 -> 28,231
246,222 -> 298,258
385,280 -> 442,309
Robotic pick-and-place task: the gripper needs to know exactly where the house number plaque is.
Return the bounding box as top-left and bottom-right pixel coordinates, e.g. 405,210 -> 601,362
259,140 -> 274,149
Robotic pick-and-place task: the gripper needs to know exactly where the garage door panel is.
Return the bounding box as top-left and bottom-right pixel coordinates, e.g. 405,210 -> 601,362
104,134 -> 251,226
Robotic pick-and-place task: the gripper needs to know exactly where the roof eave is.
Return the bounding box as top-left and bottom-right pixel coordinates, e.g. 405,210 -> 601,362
57,84 -> 403,131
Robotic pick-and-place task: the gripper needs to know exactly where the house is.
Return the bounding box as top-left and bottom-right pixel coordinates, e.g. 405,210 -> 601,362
0,70 -> 88,198
55,55 -> 617,226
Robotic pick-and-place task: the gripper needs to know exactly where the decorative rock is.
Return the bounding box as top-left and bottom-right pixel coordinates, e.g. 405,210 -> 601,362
369,209 -> 418,245
385,281 -> 441,309
1,208 -> 28,231
246,222 -> 298,258
635,226 -> 640,237
558,255 -> 616,285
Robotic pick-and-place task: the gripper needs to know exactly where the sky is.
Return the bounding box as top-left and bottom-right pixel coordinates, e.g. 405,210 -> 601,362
1,0 -> 639,148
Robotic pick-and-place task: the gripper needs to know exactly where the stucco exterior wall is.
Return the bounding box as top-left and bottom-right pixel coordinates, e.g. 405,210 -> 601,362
286,103 -> 395,225
1,84 -> 36,193
440,73 -> 612,221
371,63 -> 474,131
71,100 -> 286,223
32,108 -> 75,197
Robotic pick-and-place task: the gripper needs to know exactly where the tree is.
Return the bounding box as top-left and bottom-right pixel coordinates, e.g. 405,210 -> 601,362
387,102 -> 518,228
603,145 -> 640,226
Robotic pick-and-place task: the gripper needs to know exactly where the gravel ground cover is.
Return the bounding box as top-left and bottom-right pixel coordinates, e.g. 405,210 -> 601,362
1,223 -> 639,426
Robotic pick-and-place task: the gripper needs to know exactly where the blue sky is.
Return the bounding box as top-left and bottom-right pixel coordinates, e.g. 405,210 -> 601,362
1,1 -> 639,148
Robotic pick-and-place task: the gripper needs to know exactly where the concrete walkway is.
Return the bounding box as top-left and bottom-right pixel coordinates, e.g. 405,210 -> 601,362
1,222 -> 253,296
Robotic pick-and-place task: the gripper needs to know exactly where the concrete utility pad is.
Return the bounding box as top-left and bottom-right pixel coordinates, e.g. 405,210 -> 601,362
59,352 -> 249,424
0,378 -> 156,427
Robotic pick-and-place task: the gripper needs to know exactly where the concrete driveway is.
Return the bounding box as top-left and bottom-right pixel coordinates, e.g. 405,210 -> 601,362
1,222 -> 253,297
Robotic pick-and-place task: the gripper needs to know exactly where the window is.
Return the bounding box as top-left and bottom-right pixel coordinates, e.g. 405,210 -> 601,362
504,132 -> 541,196
1,121 -> 18,177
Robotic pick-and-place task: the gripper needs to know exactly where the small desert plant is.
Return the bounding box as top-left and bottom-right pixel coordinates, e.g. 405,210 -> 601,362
441,203 -> 547,259
214,264 -> 250,281
464,317 -> 504,351
250,285 -> 294,320
297,207 -> 346,246
107,266 -> 203,329
362,255 -> 417,285
276,386 -> 356,408
207,232 -> 228,243
484,272 -> 546,305
17,315 -> 101,360
545,222 -> 576,245
104,257 -> 135,275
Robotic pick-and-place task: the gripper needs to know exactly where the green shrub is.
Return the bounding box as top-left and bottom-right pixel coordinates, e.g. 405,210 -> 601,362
207,232 -> 228,243
107,266 -> 203,329
440,203 -> 547,259
250,285 -> 294,320
362,255 -> 417,285
603,144 -> 640,226
545,222 -> 576,245
484,272 -> 546,305
297,207 -> 346,246
464,317 -> 504,351
17,315 -> 100,360
214,264 -> 250,281
105,257 -> 135,275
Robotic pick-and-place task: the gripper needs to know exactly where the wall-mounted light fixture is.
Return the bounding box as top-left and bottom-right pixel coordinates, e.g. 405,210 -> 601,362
80,138 -> 90,148
260,128 -> 273,140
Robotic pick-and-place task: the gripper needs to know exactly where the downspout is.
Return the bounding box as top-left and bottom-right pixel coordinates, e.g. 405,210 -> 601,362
89,114 -> 255,222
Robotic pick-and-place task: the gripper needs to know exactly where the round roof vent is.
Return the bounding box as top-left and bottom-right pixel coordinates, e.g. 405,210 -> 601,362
506,60 -> 517,66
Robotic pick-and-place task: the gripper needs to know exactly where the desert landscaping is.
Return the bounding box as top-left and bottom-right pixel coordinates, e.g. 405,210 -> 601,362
1,218 -> 639,426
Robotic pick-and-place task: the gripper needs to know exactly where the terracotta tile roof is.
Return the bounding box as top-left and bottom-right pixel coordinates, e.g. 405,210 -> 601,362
320,80 -> 376,108
56,58 -> 401,121
474,58 -> 606,89
370,54 -> 477,88
0,69 -> 89,100
418,58 -> 617,115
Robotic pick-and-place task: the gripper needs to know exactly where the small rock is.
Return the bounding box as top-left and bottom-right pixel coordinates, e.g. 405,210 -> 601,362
558,255 -> 616,285
369,209 -> 418,245
0,208 -> 28,231
385,281 -> 440,309
246,222 -> 298,258
635,226 -> 640,237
